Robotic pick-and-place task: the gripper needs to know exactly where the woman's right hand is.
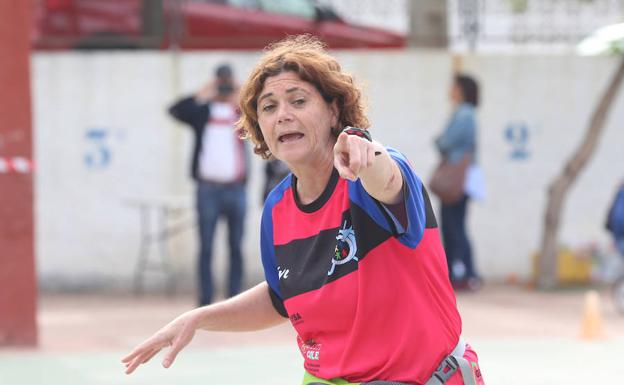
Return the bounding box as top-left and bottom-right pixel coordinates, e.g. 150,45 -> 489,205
121,282 -> 286,375
121,310 -> 199,374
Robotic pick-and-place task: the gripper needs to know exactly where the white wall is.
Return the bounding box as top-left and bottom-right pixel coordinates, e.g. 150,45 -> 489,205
32,51 -> 624,292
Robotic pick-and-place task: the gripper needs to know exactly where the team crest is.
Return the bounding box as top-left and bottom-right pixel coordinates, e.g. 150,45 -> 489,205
328,220 -> 358,276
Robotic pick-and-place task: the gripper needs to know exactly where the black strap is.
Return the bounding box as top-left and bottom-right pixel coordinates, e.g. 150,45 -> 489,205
342,126 -> 372,142
341,126 -> 381,156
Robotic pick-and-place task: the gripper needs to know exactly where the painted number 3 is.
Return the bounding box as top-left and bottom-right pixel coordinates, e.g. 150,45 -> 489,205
84,128 -> 111,169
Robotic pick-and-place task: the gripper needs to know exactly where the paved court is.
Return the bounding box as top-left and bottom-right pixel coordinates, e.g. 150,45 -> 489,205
1,284 -> 623,385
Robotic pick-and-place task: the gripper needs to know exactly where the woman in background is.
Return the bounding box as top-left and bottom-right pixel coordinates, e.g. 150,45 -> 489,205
435,74 -> 483,291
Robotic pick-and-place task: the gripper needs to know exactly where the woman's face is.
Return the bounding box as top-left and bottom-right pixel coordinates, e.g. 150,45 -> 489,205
256,71 -> 338,167
450,82 -> 463,105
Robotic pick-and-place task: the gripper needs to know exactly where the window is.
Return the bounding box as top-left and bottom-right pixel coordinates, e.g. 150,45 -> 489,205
259,0 -> 316,20
228,0 -> 261,10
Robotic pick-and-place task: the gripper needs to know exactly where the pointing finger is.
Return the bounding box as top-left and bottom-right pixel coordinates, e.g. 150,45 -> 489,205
334,132 -> 349,153
334,133 -> 355,180
347,135 -> 362,177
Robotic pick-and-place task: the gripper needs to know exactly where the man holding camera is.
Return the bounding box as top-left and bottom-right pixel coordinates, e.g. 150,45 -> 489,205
168,64 -> 249,305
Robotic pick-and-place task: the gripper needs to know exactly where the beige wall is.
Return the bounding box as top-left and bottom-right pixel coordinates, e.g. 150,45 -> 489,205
32,51 -> 624,292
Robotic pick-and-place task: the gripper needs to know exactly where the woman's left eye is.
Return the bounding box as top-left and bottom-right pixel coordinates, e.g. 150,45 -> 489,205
293,98 -> 305,106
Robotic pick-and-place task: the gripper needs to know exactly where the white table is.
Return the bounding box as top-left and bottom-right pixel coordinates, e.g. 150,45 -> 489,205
124,195 -> 195,295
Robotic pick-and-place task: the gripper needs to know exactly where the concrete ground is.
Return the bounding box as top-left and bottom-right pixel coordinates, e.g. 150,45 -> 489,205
1,283 -> 623,385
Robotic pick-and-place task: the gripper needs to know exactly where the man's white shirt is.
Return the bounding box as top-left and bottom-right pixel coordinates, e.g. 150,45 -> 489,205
199,102 -> 243,183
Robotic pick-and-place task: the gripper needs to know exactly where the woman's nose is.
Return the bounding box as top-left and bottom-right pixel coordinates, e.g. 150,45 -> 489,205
277,103 -> 293,124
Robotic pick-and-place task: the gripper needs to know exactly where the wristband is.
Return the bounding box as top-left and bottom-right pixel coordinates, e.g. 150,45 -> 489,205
342,126 -> 372,142
342,126 -> 381,156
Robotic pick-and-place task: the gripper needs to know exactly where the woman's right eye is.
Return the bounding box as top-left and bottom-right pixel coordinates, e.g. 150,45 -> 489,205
262,104 -> 275,112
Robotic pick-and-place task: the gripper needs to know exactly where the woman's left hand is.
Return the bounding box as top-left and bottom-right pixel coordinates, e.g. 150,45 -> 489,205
333,132 -> 377,181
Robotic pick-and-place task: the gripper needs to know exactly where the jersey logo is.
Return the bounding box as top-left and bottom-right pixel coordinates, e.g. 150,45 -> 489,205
301,340 -> 322,362
328,220 -> 358,276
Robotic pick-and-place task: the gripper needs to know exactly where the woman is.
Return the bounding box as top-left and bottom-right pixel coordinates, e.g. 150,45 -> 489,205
122,35 -> 484,385
435,74 -> 483,291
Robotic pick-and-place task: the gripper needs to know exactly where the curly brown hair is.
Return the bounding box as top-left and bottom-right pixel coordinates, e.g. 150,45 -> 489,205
237,34 -> 369,159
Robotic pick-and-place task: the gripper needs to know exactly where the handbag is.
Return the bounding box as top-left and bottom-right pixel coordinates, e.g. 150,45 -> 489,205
429,155 -> 471,204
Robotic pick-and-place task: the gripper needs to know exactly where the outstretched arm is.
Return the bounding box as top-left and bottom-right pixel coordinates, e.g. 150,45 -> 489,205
121,281 -> 286,374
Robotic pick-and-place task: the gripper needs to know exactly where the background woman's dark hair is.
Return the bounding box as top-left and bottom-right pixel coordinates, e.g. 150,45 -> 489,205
455,74 -> 479,107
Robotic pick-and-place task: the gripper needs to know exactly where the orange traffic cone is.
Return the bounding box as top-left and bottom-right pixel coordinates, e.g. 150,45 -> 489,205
579,290 -> 604,340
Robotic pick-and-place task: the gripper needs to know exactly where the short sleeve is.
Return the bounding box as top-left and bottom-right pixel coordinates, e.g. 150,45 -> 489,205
348,148 -> 427,249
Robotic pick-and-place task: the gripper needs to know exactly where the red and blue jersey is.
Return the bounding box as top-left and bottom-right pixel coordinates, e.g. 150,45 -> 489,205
260,149 -> 462,384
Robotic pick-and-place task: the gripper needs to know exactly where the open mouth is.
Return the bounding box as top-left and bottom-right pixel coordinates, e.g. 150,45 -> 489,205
278,132 -> 304,142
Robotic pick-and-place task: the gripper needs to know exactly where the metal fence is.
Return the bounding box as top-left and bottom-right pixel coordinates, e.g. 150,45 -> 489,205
449,0 -> 624,52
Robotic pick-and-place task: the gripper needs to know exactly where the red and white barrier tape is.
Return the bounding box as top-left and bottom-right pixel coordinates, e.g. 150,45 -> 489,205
0,156 -> 35,174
